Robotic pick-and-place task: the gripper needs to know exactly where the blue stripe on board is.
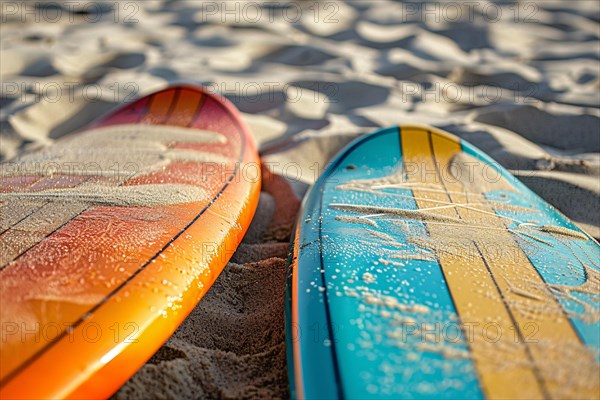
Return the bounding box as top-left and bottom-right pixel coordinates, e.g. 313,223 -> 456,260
299,127 -> 484,399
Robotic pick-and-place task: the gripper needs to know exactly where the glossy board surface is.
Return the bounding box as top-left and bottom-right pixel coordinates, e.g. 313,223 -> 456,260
0,85 -> 261,399
286,125 -> 599,399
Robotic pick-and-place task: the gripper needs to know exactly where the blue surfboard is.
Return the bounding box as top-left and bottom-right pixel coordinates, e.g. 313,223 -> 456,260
286,125 -> 599,399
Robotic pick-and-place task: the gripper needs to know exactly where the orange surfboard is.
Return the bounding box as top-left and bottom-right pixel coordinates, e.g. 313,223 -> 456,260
0,85 -> 261,399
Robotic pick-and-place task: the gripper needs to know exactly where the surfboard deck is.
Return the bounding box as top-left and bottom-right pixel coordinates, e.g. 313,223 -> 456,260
286,125 -> 599,399
0,85 -> 261,399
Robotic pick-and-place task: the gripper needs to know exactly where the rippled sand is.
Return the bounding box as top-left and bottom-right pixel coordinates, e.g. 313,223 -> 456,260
1,1 -> 598,398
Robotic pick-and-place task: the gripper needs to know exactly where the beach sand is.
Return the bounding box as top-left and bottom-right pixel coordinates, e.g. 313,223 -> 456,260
1,1 -> 598,398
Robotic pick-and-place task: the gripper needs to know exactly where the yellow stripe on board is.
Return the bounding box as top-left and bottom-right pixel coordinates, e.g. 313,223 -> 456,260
401,127 -> 544,399
429,130 -> 598,399
164,89 -> 203,127
141,89 -> 177,124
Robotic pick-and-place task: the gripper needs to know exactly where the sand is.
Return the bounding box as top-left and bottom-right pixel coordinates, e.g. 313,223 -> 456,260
0,1 -> 598,398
